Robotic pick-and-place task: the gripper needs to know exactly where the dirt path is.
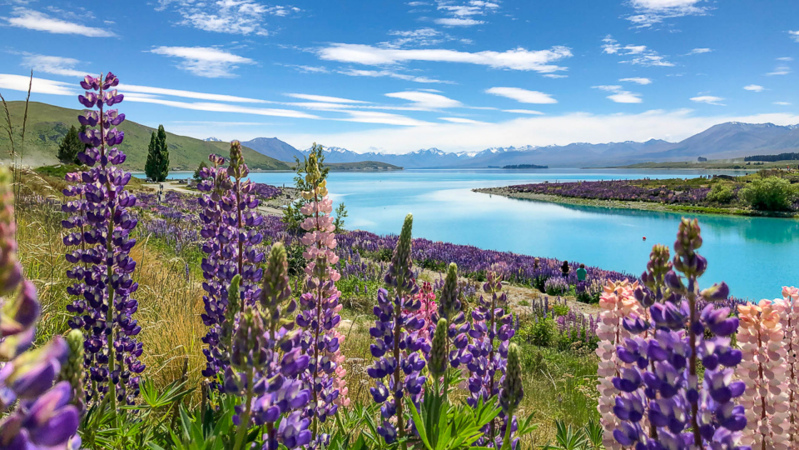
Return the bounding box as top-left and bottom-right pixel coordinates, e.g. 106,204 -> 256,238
416,266 -> 600,317
146,180 -> 296,217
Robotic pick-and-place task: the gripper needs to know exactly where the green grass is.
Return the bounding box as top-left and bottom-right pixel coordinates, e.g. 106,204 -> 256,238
0,101 -> 291,171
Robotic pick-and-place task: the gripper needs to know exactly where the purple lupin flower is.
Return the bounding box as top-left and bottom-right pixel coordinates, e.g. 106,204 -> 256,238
465,266 -> 516,448
0,168 -> 80,448
607,219 -> 749,449
226,244 -> 311,450
62,73 -> 144,407
198,142 -> 264,386
294,152 -> 344,440
368,214 -> 427,444
438,262 -> 470,369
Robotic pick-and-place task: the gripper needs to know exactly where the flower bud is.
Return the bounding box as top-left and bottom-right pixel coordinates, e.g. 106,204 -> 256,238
500,343 -> 523,415
428,319 -> 448,378
59,329 -> 85,411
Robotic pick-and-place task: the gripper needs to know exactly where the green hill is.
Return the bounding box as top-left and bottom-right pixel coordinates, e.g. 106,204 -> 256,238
0,101 -> 290,171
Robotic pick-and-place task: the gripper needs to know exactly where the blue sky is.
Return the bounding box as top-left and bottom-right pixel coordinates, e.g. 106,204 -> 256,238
1,0 -> 799,153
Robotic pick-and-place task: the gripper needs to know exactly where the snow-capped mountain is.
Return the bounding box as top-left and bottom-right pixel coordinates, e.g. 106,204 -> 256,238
203,137 -> 223,142
248,121 -> 799,168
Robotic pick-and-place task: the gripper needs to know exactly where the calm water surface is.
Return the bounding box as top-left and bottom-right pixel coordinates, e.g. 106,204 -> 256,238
170,168 -> 794,300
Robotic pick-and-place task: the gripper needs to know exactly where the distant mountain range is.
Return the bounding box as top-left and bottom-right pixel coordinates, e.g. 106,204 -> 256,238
8,100 -> 799,171
233,122 -> 799,169
241,137 -> 305,163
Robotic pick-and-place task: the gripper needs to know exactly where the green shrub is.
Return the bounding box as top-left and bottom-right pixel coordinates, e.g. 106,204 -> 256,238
532,318 -> 555,347
706,182 -> 735,204
552,303 -> 569,317
740,176 -> 795,211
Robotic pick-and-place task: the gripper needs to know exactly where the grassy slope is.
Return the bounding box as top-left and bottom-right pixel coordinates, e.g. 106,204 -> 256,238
0,101 -> 290,171
615,159 -> 795,170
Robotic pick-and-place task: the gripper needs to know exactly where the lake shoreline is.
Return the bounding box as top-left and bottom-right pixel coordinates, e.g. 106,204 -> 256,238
473,186 -> 799,219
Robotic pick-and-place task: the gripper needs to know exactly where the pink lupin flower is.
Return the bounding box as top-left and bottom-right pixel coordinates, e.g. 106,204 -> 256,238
738,299 -> 790,449
595,279 -> 643,450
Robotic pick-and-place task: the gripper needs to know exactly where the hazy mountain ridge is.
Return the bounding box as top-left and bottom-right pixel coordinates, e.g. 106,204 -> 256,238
300,122 -> 799,168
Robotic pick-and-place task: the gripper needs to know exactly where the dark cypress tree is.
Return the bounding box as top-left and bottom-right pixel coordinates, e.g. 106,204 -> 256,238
144,125 -> 170,182
144,131 -> 158,181
57,125 -> 83,164
155,125 -> 169,181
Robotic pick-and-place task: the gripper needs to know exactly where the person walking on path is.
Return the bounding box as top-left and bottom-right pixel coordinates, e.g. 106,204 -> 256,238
561,260 -> 569,278
576,263 -> 587,282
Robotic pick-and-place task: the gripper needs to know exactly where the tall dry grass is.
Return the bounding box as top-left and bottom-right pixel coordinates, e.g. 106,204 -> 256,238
16,182 -> 208,402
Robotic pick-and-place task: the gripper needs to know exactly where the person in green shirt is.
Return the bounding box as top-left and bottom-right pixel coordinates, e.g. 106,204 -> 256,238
576,263 -> 587,282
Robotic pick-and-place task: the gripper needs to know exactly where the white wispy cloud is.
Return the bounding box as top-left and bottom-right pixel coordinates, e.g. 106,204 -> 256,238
125,96 -> 318,119
121,84 -> 267,103
433,0 -> 498,26
690,95 -> 724,105
790,30 -> 799,42
440,117 -> 485,124
0,74 -> 74,96
485,87 -> 557,104
317,44 -> 572,73
339,110 -> 430,126
743,84 -> 765,92
149,46 -> 254,78
626,0 -> 709,28
285,93 -> 366,104
774,101 -> 792,106
156,0 -> 299,36
385,91 -> 462,109
435,17 -> 483,26
503,109 -> 544,115
336,68 -> 450,84
602,36 -> 673,67
19,54 -> 86,77
384,28 -> 447,48
777,57 -> 794,62
4,7 -> 115,37
593,85 -> 642,103
686,48 -> 712,55
767,65 -> 791,76
619,77 -> 652,85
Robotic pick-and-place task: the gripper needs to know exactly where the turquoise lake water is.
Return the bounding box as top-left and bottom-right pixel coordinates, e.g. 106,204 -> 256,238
168,168 -> 798,300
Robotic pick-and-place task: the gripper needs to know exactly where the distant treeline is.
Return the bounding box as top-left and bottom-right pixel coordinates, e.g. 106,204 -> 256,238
744,152 -> 799,162
502,164 -> 548,169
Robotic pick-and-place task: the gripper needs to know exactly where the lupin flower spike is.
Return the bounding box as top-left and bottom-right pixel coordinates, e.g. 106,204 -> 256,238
59,329 -> 85,411
368,214 -> 427,445
428,318 -> 448,379
438,262 -> 469,369
500,343 -> 523,416
737,299 -> 789,449
295,147 -> 346,439
465,265 -> 515,447
198,141 -> 264,386
63,73 -> 144,407
225,243 -> 310,450
0,167 -> 80,448
600,219 -> 749,450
